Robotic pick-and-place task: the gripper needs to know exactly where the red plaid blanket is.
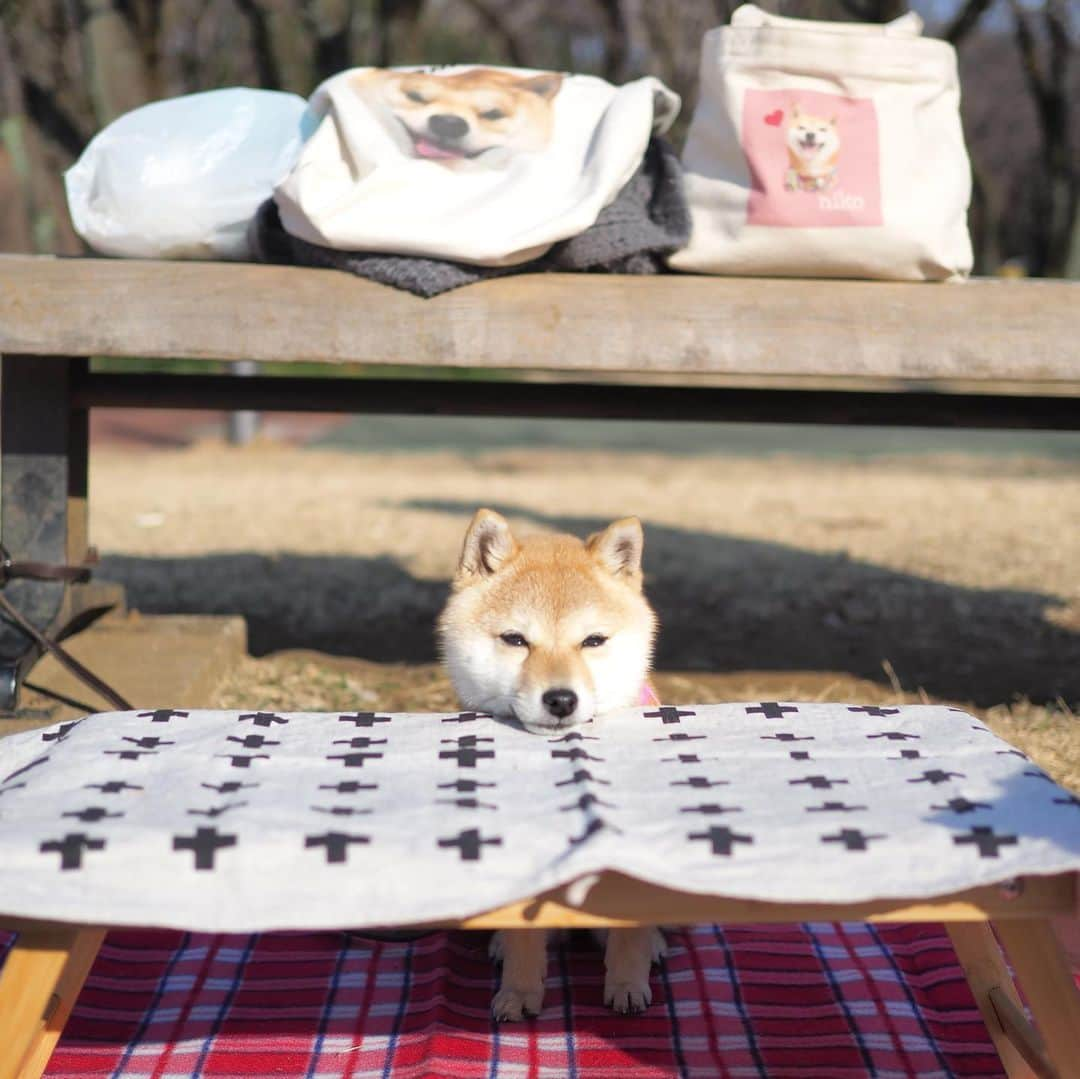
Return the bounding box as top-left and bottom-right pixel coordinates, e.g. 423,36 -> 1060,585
5,924 -> 1008,1077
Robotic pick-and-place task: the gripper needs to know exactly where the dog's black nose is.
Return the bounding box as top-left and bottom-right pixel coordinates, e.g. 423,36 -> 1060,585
428,114 -> 469,140
543,689 -> 578,719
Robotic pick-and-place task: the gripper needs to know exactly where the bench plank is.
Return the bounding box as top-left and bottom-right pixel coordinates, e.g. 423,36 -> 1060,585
1,255 -> 1077,384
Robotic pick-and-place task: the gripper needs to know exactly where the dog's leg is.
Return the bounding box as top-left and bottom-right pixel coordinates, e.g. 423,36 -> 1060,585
491,929 -> 547,1021
604,926 -> 665,1014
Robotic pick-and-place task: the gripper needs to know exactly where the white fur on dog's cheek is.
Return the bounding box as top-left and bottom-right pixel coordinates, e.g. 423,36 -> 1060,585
441,635 -> 524,718
587,629 -> 653,715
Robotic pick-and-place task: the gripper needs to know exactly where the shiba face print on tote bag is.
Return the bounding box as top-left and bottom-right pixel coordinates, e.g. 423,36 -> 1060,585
669,5 -> 972,281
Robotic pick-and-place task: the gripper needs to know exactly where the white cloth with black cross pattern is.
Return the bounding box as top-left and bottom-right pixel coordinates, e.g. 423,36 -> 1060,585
0,704 -> 1077,932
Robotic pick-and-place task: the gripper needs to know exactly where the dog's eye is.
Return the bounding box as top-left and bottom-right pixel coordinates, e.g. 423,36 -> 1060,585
581,634 -> 608,648
405,90 -> 427,103
500,632 -> 528,647
479,108 -> 506,121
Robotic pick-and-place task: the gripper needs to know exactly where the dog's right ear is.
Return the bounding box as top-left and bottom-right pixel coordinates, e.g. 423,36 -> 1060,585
456,508 -> 518,583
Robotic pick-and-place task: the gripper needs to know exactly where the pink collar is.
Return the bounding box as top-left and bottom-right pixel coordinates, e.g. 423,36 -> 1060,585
638,682 -> 660,706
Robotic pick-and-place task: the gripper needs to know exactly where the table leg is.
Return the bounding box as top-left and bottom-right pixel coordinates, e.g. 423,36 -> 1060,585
0,922 -> 105,1079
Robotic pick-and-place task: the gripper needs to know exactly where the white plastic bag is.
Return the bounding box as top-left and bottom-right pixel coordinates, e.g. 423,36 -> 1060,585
66,88 -> 313,260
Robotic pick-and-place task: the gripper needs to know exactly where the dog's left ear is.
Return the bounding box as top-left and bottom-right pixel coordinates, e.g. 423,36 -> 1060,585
519,72 -> 564,101
587,517 -> 644,588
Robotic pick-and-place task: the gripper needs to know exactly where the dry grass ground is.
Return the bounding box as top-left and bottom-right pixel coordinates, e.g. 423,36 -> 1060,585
90,435 -> 1080,791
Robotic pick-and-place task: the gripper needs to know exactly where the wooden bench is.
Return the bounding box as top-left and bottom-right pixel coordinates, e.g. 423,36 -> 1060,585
1,255 -> 1079,1078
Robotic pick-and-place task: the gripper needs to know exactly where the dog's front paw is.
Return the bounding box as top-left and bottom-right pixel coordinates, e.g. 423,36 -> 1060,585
488,932 -> 505,962
492,983 -> 544,1022
604,975 -> 652,1015
649,927 -> 667,963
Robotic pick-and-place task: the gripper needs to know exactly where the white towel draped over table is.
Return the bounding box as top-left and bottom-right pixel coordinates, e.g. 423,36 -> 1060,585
0,704 -> 1077,933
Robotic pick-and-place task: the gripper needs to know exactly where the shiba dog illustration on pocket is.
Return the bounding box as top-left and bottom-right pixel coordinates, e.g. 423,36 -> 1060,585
784,104 -> 840,192
350,67 -> 564,168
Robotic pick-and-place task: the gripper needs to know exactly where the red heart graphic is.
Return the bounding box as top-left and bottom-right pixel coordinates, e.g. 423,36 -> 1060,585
764,109 -> 784,126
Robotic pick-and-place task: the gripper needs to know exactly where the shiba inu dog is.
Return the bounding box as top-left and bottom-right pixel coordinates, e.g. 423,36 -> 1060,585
784,104 -> 840,192
438,509 -> 664,1021
351,67 -> 564,167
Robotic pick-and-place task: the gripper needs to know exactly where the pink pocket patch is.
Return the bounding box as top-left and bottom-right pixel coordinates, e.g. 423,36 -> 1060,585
743,89 -> 883,228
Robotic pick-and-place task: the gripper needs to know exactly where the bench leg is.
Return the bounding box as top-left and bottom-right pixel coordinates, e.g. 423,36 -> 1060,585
0,923 -> 105,1079
0,355 -> 121,715
949,919 -> 1080,1079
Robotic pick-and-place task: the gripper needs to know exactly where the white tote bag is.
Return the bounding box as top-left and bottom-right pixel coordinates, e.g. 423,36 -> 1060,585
275,65 -> 679,266
669,5 -> 973,281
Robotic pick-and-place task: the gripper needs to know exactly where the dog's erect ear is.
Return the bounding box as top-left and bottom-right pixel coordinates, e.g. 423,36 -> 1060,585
587,517 -> 644,588
518,72 -> 564,101
457,509 -> 518,582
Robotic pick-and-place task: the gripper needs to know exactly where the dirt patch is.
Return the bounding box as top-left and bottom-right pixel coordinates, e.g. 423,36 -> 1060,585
87,438 -> 1080,789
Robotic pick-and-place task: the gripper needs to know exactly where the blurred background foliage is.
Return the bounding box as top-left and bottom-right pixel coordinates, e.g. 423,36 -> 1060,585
0,0 -> 1077,276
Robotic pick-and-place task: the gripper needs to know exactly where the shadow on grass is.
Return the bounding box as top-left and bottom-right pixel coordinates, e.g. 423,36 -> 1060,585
101,502 -> 1080,711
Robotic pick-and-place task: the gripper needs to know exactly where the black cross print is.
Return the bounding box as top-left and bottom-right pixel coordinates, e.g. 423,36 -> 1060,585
173,826 -> 237,870
327,751 -> 383,768
954,826 -> 1019,858
970,723 -> 993,732
305,832 -> 370,864
41,721 -> 82,742
138,710 -> 189,723
550,747 -> 604,763
848,706 -> 900,717
761,732 -> 814,743
806,802 -> 867,813
996,749 -> 1029,760
441,712 -> 484,724
319,781 -> 378,793
652,733 -> 706,743
338,713 -> 392,728
227,735 -> 280,750
332,737 -> 388,750
790,751 -> 812,761
909,769 -> 964,786
932,797 -> 992,814
679,803 -> 742,815
442,735 -> 493,747
1024,770 -> 1054,783
554,769 -> 610,787
746,702 -> 797,719
662,754 -> 715,764
559,792 -> 616,813
238,712 -> 289,728
0,782 -> 25,795
438,828 -> 502,861
547,732 -> 599,743
104,749 -> 158,761
437,779 -> 496,792
187,803 -> 248,818
644,707 -> 696,725
1053,795 -> 1080,809
437,797 -> 497,810
62,806 -> 122,823
671,776 -> 728,789
40,833 -> 105,869
3,757 -> 48,784
688,826 -> 753,856
203,781 -> 257,794
124,736 -> 173,749
216,754 -> 270,769
311,805 -> 372,817
867,732 -> 920,741
888,750 -> 923,760
86,781 -> 143,794
438,741 -> 494,767
790,775 -> 849,790
568,818 -> 623,846
822,828 -> 886,852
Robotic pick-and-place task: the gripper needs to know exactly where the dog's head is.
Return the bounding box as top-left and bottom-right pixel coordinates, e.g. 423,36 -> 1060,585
351,67 -> 564,164
786,104 -> 839,165
438,509 -> 657,734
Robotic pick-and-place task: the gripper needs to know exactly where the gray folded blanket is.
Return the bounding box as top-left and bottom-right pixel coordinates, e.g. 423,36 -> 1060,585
251,137 -> 689,297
